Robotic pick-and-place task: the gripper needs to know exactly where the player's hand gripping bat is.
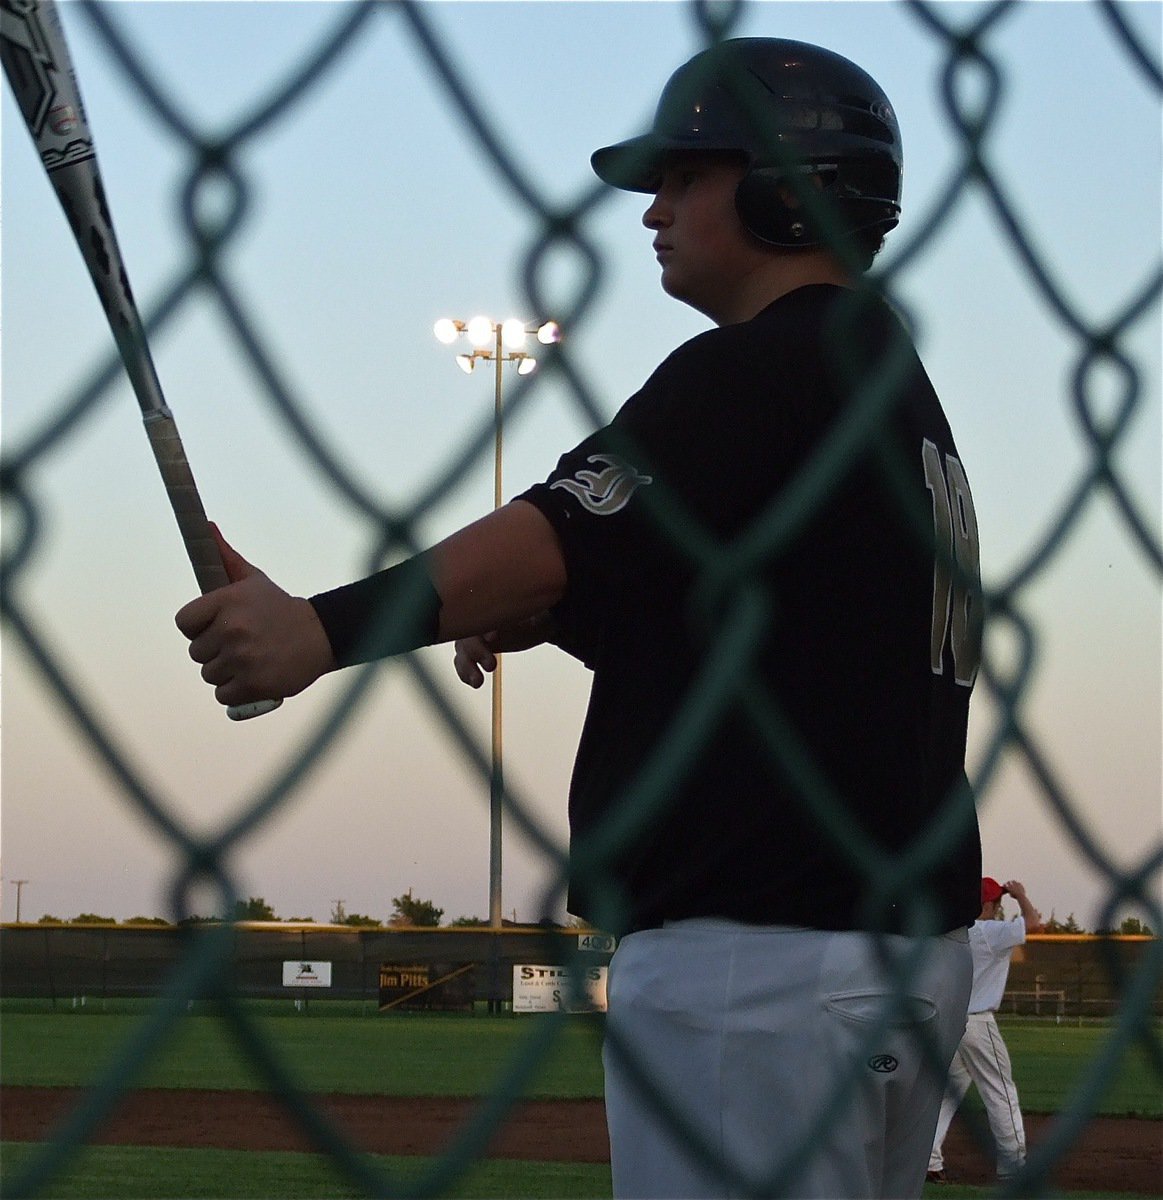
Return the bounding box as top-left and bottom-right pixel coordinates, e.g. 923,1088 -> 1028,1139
1,0 -> 281,722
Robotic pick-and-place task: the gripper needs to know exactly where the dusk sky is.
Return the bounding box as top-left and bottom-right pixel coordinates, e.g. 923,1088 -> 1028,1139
2,0 -> 1159,932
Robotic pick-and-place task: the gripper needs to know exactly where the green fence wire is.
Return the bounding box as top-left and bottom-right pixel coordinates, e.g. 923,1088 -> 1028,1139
2,0 -> 1160,1196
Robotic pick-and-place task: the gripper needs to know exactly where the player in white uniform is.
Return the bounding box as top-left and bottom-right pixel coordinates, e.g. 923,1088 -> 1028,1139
927,877 -> 1044,1183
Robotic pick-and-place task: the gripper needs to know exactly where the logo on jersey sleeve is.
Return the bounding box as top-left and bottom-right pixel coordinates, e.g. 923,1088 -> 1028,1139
550,453 -> 652,516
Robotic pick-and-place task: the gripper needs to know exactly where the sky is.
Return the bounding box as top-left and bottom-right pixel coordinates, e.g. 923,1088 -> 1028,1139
2,0 -> 1160,933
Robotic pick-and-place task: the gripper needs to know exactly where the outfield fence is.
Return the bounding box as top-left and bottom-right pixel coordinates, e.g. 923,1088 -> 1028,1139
1,925 -> 1159,1021
0,923 -> 616,1011
2,1 -> 1160,1198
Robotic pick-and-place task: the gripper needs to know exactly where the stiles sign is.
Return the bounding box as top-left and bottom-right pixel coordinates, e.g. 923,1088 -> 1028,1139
512,964 -> 607,1013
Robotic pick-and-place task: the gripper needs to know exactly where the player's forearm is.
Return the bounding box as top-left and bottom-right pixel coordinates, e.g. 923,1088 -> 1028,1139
488,612 -> 558,654
1005,881 -> 1043,933
1016,896 -> 1043,933
309,501 -> 566,667
427,501 -> 567,641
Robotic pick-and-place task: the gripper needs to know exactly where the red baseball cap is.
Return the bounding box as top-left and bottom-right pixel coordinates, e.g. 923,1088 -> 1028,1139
981,877 -> 1007,905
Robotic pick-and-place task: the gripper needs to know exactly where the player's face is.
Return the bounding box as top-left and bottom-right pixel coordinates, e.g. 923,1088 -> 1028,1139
642,153 -> 764,323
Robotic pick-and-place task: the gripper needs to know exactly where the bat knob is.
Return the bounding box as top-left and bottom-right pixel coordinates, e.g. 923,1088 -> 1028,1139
226,698 -> 284,722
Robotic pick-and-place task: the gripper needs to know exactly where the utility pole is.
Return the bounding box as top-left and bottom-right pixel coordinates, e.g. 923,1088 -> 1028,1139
12,880 -> 29,923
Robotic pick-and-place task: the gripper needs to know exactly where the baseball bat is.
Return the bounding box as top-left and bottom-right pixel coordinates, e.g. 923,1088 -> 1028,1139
1,0 -> 280,722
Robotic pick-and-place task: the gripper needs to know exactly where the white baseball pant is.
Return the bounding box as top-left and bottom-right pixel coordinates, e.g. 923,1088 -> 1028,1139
927,1009 -> 1027,1177
602,919 -> 972,1199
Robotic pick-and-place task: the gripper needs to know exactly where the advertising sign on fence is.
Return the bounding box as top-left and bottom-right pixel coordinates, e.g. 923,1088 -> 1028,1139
512,964 -> 607,1013
282,961 -> 332,988
378,962 -> 475,1011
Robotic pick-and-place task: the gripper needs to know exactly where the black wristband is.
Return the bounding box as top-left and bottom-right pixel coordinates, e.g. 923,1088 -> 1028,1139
309,558 -> 443,668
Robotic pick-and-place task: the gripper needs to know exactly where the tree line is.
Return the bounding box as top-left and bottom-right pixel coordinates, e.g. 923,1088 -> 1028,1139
22,901 -> 1155,936
1040,912 -> 1153,936
30,892 -> 483,929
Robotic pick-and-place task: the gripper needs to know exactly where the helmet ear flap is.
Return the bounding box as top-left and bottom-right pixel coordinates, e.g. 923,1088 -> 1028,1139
734,169 -> 816,248
736,164 -> 901,249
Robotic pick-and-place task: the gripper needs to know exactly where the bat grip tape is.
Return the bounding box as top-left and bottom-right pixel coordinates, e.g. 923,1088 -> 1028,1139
143,411 -> 227,596
144,413 -> 283,721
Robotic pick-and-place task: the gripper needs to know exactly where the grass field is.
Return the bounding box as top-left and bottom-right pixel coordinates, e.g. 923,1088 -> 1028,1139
0,1142 -> 1149,1200
2,1005 -> 1159,1198
0,1005 -> 606,1098
2,1006 -> 1158,1114
0,1144 -> 613,1199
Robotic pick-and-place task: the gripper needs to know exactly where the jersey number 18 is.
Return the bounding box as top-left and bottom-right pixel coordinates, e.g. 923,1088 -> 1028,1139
923,439 -> 981,688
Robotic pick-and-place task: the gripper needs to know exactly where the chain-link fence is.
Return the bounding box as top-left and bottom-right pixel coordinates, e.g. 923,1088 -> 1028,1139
2,0 -> 1160,1196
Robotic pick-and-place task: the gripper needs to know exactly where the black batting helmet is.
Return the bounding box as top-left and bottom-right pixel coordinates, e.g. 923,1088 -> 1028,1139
591,38 -> 902,249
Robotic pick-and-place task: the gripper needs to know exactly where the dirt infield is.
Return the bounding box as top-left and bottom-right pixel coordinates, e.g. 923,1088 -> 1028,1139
3,1086 -> 1160,1194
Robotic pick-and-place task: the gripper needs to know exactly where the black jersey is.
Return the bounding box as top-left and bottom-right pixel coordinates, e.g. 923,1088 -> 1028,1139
519,285 -> 982,936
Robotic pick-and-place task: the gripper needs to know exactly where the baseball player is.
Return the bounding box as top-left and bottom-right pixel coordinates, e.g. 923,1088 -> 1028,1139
927,877 -> 1044,1183
176,38 -> 983,1199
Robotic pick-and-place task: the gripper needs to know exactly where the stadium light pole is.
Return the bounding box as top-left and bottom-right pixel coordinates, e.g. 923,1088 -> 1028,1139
433,316 -> 562,932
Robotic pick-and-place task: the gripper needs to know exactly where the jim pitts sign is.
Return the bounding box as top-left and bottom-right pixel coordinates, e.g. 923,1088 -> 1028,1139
513,964 -> 607,1013
282,961 -> 332,988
